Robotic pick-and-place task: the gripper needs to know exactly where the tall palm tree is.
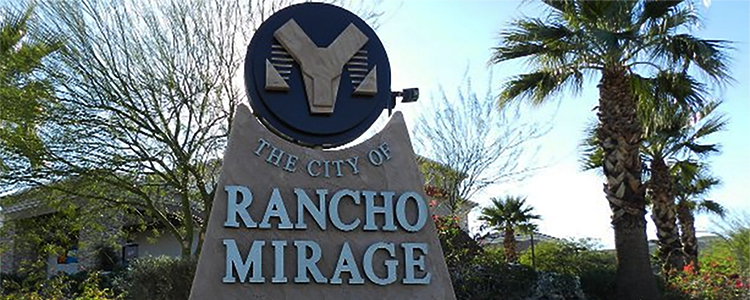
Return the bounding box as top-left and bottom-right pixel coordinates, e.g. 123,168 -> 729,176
640,100 -> 726,272
491,1 -> 731,298
672,161 -> 726,269
583,99 -> 726,273
479,196 -> 540,263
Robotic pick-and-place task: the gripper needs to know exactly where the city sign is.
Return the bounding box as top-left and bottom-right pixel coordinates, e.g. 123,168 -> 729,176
189,3 -> 454,300
245,3 -> 392,147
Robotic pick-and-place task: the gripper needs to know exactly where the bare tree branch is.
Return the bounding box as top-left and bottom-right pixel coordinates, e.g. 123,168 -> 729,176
414,75 -> 548,214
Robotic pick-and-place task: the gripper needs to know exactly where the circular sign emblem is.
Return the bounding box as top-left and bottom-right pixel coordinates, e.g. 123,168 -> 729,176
245,3 -> 391,147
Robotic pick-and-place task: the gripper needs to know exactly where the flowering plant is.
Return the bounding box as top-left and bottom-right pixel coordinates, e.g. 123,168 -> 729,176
665,259 -> 750,300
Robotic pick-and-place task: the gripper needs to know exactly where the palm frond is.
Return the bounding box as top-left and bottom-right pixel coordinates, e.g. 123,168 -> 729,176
692,102 -> 728,140
541,0 -> 575,13
665,100 -> 727,157
660,5 -> 701,33
652,34 -> 733,84
579,121 -> 603,171
639,0 -> 685,25
479,196 -> 540,231
682,142 -> 718,155
499,68 -> 583,106
631,71 -> 708,112
671,159 -> 699,180
673,161 -> 721,206
692,175 -> 721,195
654,71 -> 708,110
491,18 -> 580,68
696,199 -> 726,217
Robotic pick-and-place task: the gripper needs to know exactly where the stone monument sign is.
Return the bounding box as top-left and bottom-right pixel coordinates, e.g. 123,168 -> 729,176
188,3 -> 456,300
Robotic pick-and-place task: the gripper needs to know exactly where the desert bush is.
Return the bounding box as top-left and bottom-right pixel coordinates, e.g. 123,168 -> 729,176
435,215 -> 537,300
663,261 -> 750,300
528,272 -> 586,300
518,239 -> 616,300
434,215 -> 484,271
0,271 -> 118,300
451,258 -> 537,300
661,211 -> 750,300
707,212 -> 750,274
114,256 -> 196,300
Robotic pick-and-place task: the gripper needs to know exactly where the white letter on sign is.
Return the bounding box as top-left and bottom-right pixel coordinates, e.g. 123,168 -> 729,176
402,243 -> 431,285
395,191 -> 428,232
294,240 -> 327,283
363,242 -> 398,286
295,188 -> 328,230
363,190 -> 396,231
329,189 -> 361,231
272,240 -> 288,283
259,188 -> 294,229
223,239 -> 265,283
330,242 -> 364,284
224,185 -> 256,228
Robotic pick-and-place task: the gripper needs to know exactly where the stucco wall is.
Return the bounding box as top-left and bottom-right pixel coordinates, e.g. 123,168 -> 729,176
132,232 -> 200,258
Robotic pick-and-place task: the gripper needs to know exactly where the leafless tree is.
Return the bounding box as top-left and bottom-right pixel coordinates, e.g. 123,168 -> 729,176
414,76 -> 547,214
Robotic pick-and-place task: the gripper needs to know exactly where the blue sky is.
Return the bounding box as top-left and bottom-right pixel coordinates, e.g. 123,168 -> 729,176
374,0 -> 750,248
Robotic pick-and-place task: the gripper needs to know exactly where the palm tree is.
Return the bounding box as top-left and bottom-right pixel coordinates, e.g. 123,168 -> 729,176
479,196 -> 540,263
640,100 -> 726,272
491,1 -> 731,298
583,99 -> 726,273
672,161 -> 726,269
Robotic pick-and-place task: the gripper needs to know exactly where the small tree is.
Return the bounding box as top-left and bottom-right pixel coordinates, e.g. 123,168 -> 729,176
479,196 -> 540,263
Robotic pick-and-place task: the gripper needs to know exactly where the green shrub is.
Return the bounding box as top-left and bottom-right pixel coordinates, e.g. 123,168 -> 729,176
578,265 -> 616,300
518,239 -> 616,300
93,245 -> 120,272
657,211 -> 750,300
529,272 -> 586,300
0,271 -> 119,300
706,212 -> 750,275
663,261 -> 750,300
0,273 -> 24,295
114,256 -> 196,300
661,213 -> 750,300
451,259 -> 537,300
1,256 -> 195,300
435,215 -> 537,300
75,271 -> 121,300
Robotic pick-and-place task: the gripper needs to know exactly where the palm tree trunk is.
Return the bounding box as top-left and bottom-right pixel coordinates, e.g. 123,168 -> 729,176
650,157 -> 685,272
503,227 -> 517,263
676,200 -> 699,270
598,67 -> 660,300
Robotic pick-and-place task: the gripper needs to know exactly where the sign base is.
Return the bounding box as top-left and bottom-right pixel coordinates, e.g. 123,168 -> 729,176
189,105 -> 456,300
